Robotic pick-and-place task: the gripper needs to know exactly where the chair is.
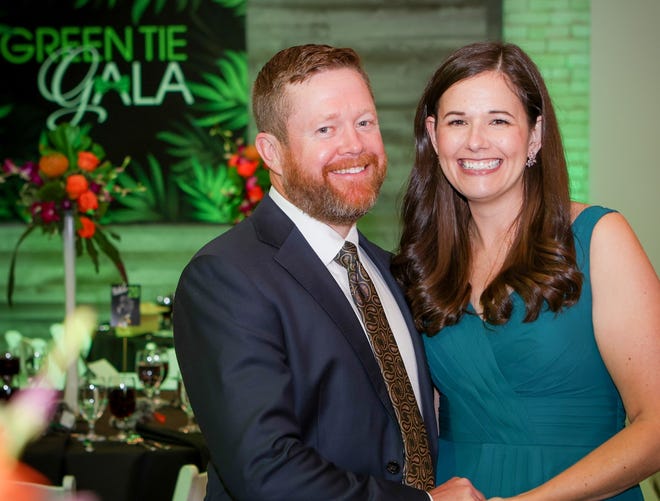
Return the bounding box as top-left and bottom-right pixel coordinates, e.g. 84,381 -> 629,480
171,464 -> 208,501
641,470 -> 660,501
10,474 -> 76,500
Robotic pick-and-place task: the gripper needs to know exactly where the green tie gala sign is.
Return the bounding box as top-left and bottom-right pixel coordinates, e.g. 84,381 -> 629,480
0,0 -> 269,226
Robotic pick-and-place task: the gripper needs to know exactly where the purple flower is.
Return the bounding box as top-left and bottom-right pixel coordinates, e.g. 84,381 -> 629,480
31,201 -> 60,224
22,161 -> 43,186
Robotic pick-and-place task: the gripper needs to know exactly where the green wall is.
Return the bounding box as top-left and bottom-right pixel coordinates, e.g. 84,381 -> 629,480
503,0 -> 591,202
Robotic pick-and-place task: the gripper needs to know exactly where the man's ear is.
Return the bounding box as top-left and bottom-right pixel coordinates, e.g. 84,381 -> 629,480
255,132 -> 284,175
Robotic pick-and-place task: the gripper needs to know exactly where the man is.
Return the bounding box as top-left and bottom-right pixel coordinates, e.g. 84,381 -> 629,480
173,44 -> 483,500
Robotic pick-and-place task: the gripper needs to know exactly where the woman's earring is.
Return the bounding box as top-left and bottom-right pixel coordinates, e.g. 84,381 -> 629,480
525,154 -> 537,168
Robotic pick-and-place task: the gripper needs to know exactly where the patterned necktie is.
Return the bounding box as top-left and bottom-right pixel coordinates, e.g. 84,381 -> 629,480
334,241 -> 434,490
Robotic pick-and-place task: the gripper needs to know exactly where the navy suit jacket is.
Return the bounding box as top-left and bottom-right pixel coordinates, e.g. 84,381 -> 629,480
173,195 -> 438,500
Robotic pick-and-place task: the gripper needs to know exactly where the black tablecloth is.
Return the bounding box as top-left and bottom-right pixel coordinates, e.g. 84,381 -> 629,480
20,401 -> 208,501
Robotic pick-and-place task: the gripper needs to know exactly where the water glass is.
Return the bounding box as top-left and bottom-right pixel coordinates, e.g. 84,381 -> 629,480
77,375 -> 107,442
177,378 -> 200,434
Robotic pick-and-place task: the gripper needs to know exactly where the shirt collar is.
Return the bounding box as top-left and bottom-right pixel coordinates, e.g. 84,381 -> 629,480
269,187 -> 359,266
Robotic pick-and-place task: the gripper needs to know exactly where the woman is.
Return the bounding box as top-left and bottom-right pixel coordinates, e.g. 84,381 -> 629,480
392,41 -> 660,500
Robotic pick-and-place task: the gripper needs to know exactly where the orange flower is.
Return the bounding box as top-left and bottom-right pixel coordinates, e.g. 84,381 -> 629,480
77,151 -> 100,172
65,174 -> 88,200
77,216 -> 95,238
77,190 -> 99,212
247,185 -> 264,203
229,145 -> 262,178
242,144 -> 261,162
38,152 -> 69,177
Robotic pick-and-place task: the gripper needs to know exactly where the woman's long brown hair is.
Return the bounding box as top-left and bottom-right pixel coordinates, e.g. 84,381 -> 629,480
392,42 -> 582,334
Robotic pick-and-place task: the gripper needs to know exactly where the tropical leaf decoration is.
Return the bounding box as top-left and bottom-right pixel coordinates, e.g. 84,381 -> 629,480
175,156 -> 243,223
211,0 -> 246,17
174,128 -> 269,223
103,155 -> 181,223
156,117 -> 225,175
187,51 -> 249,131
72,0 -> 209,24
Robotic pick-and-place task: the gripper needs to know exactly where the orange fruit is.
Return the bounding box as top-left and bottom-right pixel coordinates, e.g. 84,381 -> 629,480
39,153 -> 69,177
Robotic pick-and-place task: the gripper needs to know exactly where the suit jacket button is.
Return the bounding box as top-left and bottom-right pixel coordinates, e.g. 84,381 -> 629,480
386,461 -> 401,474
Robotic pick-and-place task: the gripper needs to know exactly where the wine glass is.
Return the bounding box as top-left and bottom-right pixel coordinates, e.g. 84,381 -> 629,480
24,338 -> 48,384
150,346 -> 170,408
108,375 -> 137,442
0,348 -> 21,399
177,378 -> 200,434
135,348 -> 164,403
77,375 -> 107,442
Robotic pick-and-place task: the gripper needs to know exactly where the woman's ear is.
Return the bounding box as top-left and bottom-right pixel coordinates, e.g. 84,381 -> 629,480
425,115 -> 439,154
255,132 -> 283,175
528,115 -> 543,158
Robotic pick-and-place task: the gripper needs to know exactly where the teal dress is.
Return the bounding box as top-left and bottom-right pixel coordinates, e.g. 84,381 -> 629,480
423,206 -> 642,500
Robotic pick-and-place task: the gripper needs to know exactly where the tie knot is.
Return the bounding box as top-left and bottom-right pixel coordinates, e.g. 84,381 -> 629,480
335,241 -> 359,269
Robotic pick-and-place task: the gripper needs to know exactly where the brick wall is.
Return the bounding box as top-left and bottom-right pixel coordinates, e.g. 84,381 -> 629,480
503,0 -> 591,202
247,0 -> 502,250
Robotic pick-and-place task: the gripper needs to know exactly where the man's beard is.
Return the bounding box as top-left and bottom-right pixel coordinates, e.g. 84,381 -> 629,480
280,150 -> 387,226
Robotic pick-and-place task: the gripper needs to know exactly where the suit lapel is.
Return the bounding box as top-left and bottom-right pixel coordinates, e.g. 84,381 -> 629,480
251,197 -> 397,421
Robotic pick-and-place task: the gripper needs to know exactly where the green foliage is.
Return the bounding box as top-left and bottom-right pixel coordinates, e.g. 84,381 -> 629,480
107,155 -> 180,223
187,51 -> 249,130
175,157 -> 243,224
39,123 -> 105,174
156,118 -> 225,175
0,173 -> 29,222
212,0 -> 246,17
71,0 -> 210,23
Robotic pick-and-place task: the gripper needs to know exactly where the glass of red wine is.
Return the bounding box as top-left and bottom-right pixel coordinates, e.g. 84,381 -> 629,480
108,374 -> 137,442
135,348 -> 164,404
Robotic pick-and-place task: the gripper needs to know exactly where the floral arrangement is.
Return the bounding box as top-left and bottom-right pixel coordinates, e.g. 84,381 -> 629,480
1,122 -> 131,306
213,127 -> 269,220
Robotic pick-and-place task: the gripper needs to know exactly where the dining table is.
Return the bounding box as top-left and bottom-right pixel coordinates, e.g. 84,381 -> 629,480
19,392 -> 209,501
